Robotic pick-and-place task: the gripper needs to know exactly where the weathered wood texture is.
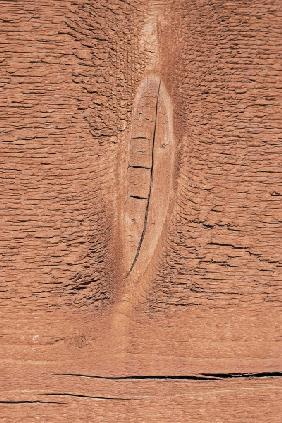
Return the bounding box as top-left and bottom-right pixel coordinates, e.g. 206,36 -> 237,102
0,0 -> 281,421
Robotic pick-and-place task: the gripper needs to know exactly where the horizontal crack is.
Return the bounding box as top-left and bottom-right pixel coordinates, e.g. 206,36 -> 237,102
203,372 -> 282,379
54,371 -> 282,381
129,195 -> 148,200
128,165 -> 151,170
0,400 -> 65,405
54,372 -> 215,381
42,393 -> 134,401
2,372 -> 281,406
131,136 -> 148,140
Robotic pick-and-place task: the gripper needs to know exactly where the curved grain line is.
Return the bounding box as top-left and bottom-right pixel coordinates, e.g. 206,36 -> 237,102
123,75 -> 174,281
128,80 -> 161,273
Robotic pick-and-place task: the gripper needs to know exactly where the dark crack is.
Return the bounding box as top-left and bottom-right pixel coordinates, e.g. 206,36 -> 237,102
54,371 -> 282,381
0,400 -> 65,405
128,78 -> 162,274
41,393 -> 134,401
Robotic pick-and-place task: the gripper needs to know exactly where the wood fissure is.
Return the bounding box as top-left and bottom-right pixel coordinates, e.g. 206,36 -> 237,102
1,0 -> 281,421
0,400 -> 65,405
41,393 -> 133,401
123,75 -> 175,288
54,371 -> 282,381
128,79 -> 161,274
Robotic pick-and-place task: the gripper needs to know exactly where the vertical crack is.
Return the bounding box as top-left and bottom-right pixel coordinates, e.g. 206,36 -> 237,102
128,79 -> 162,274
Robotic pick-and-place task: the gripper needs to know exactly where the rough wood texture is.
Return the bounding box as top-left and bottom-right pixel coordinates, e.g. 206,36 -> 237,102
0,0 -> 281,422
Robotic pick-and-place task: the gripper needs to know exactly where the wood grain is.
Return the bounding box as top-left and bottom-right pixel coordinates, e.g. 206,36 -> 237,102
0,0 -> 281,421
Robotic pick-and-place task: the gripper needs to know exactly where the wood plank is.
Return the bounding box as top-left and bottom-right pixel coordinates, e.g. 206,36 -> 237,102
0,0 -> 281,421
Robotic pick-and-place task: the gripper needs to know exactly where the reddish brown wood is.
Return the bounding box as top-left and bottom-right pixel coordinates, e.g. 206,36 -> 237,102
0,0 -> 281,421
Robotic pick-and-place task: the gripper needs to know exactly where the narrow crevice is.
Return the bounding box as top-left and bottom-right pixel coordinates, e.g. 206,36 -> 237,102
128,164 -> 151,170
54,371 -> 282,381
54,372 -> 215,381
131,136 -> 148,140
203,371 -> 282,380
130,195 -> 148,200
0,400 -> 65,405
128,79 -> 162,274
42,393 -> 134,401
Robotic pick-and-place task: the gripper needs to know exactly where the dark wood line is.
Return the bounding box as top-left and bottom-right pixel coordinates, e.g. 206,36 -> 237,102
54,371 -> 282,381
128,79 -> 162,274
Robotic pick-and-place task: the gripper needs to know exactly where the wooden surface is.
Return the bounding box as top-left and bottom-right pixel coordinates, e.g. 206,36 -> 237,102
0,0 -> 281,422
